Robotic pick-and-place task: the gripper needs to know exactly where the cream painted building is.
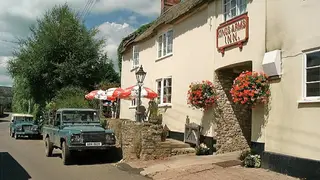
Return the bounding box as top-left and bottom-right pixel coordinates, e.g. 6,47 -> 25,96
120,0 -> 320,178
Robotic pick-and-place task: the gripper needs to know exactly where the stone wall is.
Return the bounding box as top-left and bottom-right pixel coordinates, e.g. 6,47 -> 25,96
214,70 -> 252,154
107,119 -> 168,160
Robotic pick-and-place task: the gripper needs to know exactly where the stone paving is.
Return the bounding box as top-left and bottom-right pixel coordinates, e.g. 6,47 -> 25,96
150,163 -> 297,180
124,152 -> 298,180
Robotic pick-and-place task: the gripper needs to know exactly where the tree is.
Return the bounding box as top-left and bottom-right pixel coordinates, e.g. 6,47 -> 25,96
8,3 -> 118,106
11,76 -> 31,113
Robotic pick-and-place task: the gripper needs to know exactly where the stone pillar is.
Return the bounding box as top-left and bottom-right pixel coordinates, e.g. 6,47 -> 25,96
214,70 -> 252,154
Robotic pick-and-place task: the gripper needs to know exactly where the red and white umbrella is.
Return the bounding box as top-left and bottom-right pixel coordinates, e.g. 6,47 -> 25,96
120,85 -> 158,99
105,88 -> 124,101
85,90 -> 108,100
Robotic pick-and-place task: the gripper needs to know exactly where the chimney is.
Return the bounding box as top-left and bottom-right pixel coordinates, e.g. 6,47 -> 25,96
161,0 -> 181,14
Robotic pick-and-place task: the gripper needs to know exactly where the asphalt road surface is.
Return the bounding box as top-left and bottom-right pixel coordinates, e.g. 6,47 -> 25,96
0,113 -> 148,180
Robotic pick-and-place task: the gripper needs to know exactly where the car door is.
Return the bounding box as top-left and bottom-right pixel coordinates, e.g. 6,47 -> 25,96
53,113 -> 61,147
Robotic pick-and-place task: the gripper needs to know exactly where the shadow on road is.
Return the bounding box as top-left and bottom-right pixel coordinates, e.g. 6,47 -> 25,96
0,152 -> 32,180
0,120 -> 9,123
0,113 -> 9,118
51,148 -> 123,166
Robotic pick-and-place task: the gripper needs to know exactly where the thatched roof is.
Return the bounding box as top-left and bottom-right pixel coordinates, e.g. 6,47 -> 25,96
120,0 -> 214,53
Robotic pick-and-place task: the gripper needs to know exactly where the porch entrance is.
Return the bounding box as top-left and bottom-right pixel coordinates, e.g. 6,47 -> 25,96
214,62 -> 252,154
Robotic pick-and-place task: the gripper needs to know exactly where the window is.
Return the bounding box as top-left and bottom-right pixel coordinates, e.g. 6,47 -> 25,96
223,0 -> 247,21
157,30 -> 173,58
132,46 -> 139,69
131,98 -> 137,107
304,51 -> 320,99
156,77 -> 172,104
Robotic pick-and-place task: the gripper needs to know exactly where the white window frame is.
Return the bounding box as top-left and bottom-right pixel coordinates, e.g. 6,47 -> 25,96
156,77 -> 172,106
223,0 -> 247,21
132,45 -> 139,69
303,50 -> 320,101
157,29 -> 173,59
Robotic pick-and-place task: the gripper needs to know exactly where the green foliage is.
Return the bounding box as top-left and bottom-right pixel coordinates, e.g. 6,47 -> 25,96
8,3 -> 120,115
244,154 -> 261,168
52,86 -> 90,109
8,3 -> 118,106
195,143 -> 210,156
96,81 -> 120,90
117,21 -> 153,73
11,77 -> 32,113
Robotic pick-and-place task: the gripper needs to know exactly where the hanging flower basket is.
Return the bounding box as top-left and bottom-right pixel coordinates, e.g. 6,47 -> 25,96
230,71 -> 270,107
187,80 -> 217,111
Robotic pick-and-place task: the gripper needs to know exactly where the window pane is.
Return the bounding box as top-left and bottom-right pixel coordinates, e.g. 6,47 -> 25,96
164,87 -> 171,95
163,96 -> 167,103
163,33 -> 167,56
306,82 -> 320,97
158,36 -> 162,57
231,0 -> 236,8
231,8 -> 236,17
166,78 -> 172,86
306,67 -> 320,82
239,4 -> 247,14
167,30 -> 173,54
157,80 -> 162,103
307,51 -> 320,67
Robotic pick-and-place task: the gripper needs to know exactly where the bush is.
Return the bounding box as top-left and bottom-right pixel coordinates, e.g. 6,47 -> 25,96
244,154 -> 261,168
52,86 -> 90,109
240,149 -> 261,168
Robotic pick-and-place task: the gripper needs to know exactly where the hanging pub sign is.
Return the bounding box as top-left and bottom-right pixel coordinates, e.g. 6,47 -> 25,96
216,13 -> 249,54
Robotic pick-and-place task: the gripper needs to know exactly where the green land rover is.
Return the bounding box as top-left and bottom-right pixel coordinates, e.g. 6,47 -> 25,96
42,108 -> 117,165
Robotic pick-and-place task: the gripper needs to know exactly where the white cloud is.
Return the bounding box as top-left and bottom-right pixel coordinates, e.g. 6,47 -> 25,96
96,22 -> 135,71
0,56 -> 12,86
0,0 -> 160,86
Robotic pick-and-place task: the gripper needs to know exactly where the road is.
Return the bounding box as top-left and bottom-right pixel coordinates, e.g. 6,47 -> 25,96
0,114 -> 148,180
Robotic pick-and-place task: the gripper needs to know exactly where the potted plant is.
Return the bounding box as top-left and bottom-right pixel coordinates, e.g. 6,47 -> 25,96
195,143 -> 210,155
230,71 -> 270,107
148,100 -> 162,124
187,80 -> 218,111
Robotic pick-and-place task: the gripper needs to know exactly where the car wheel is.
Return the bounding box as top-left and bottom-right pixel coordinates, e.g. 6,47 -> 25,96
61,141 -> 71,165
45,137 -> 53,157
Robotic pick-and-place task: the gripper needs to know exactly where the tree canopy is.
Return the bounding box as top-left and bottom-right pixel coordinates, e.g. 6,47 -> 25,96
8,4 -> 119,116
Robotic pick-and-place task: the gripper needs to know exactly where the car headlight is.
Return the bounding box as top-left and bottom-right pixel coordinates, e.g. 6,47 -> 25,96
71,134 -> 83,143
105,133 -> 115,142
31,125 -> 38,131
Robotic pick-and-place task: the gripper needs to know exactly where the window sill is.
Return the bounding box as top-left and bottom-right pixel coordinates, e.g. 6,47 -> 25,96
297,99 -> 320,104
158,103 -> 172,108
129,106 -> 137,109
130,66 -> 139,72
156,53 -> 173,62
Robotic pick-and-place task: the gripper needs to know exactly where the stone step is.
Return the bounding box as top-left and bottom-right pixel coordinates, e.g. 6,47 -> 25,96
171,147 -> 196,156
159,138 -> 192,149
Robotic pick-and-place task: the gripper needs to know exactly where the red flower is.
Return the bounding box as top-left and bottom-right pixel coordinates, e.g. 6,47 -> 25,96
230,71 -> 270,107
187,80 -> 217,111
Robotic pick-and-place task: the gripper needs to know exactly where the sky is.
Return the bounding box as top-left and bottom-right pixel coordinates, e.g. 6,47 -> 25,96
0,0 -> 160,87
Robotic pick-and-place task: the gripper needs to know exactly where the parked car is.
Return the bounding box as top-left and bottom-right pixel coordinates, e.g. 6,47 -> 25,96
42,108 -> 116,165
9,113 -> 41,139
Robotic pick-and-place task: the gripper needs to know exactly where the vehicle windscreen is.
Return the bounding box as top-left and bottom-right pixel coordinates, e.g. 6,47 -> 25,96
62,111 -> 99,123
14,116 -> 33,123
